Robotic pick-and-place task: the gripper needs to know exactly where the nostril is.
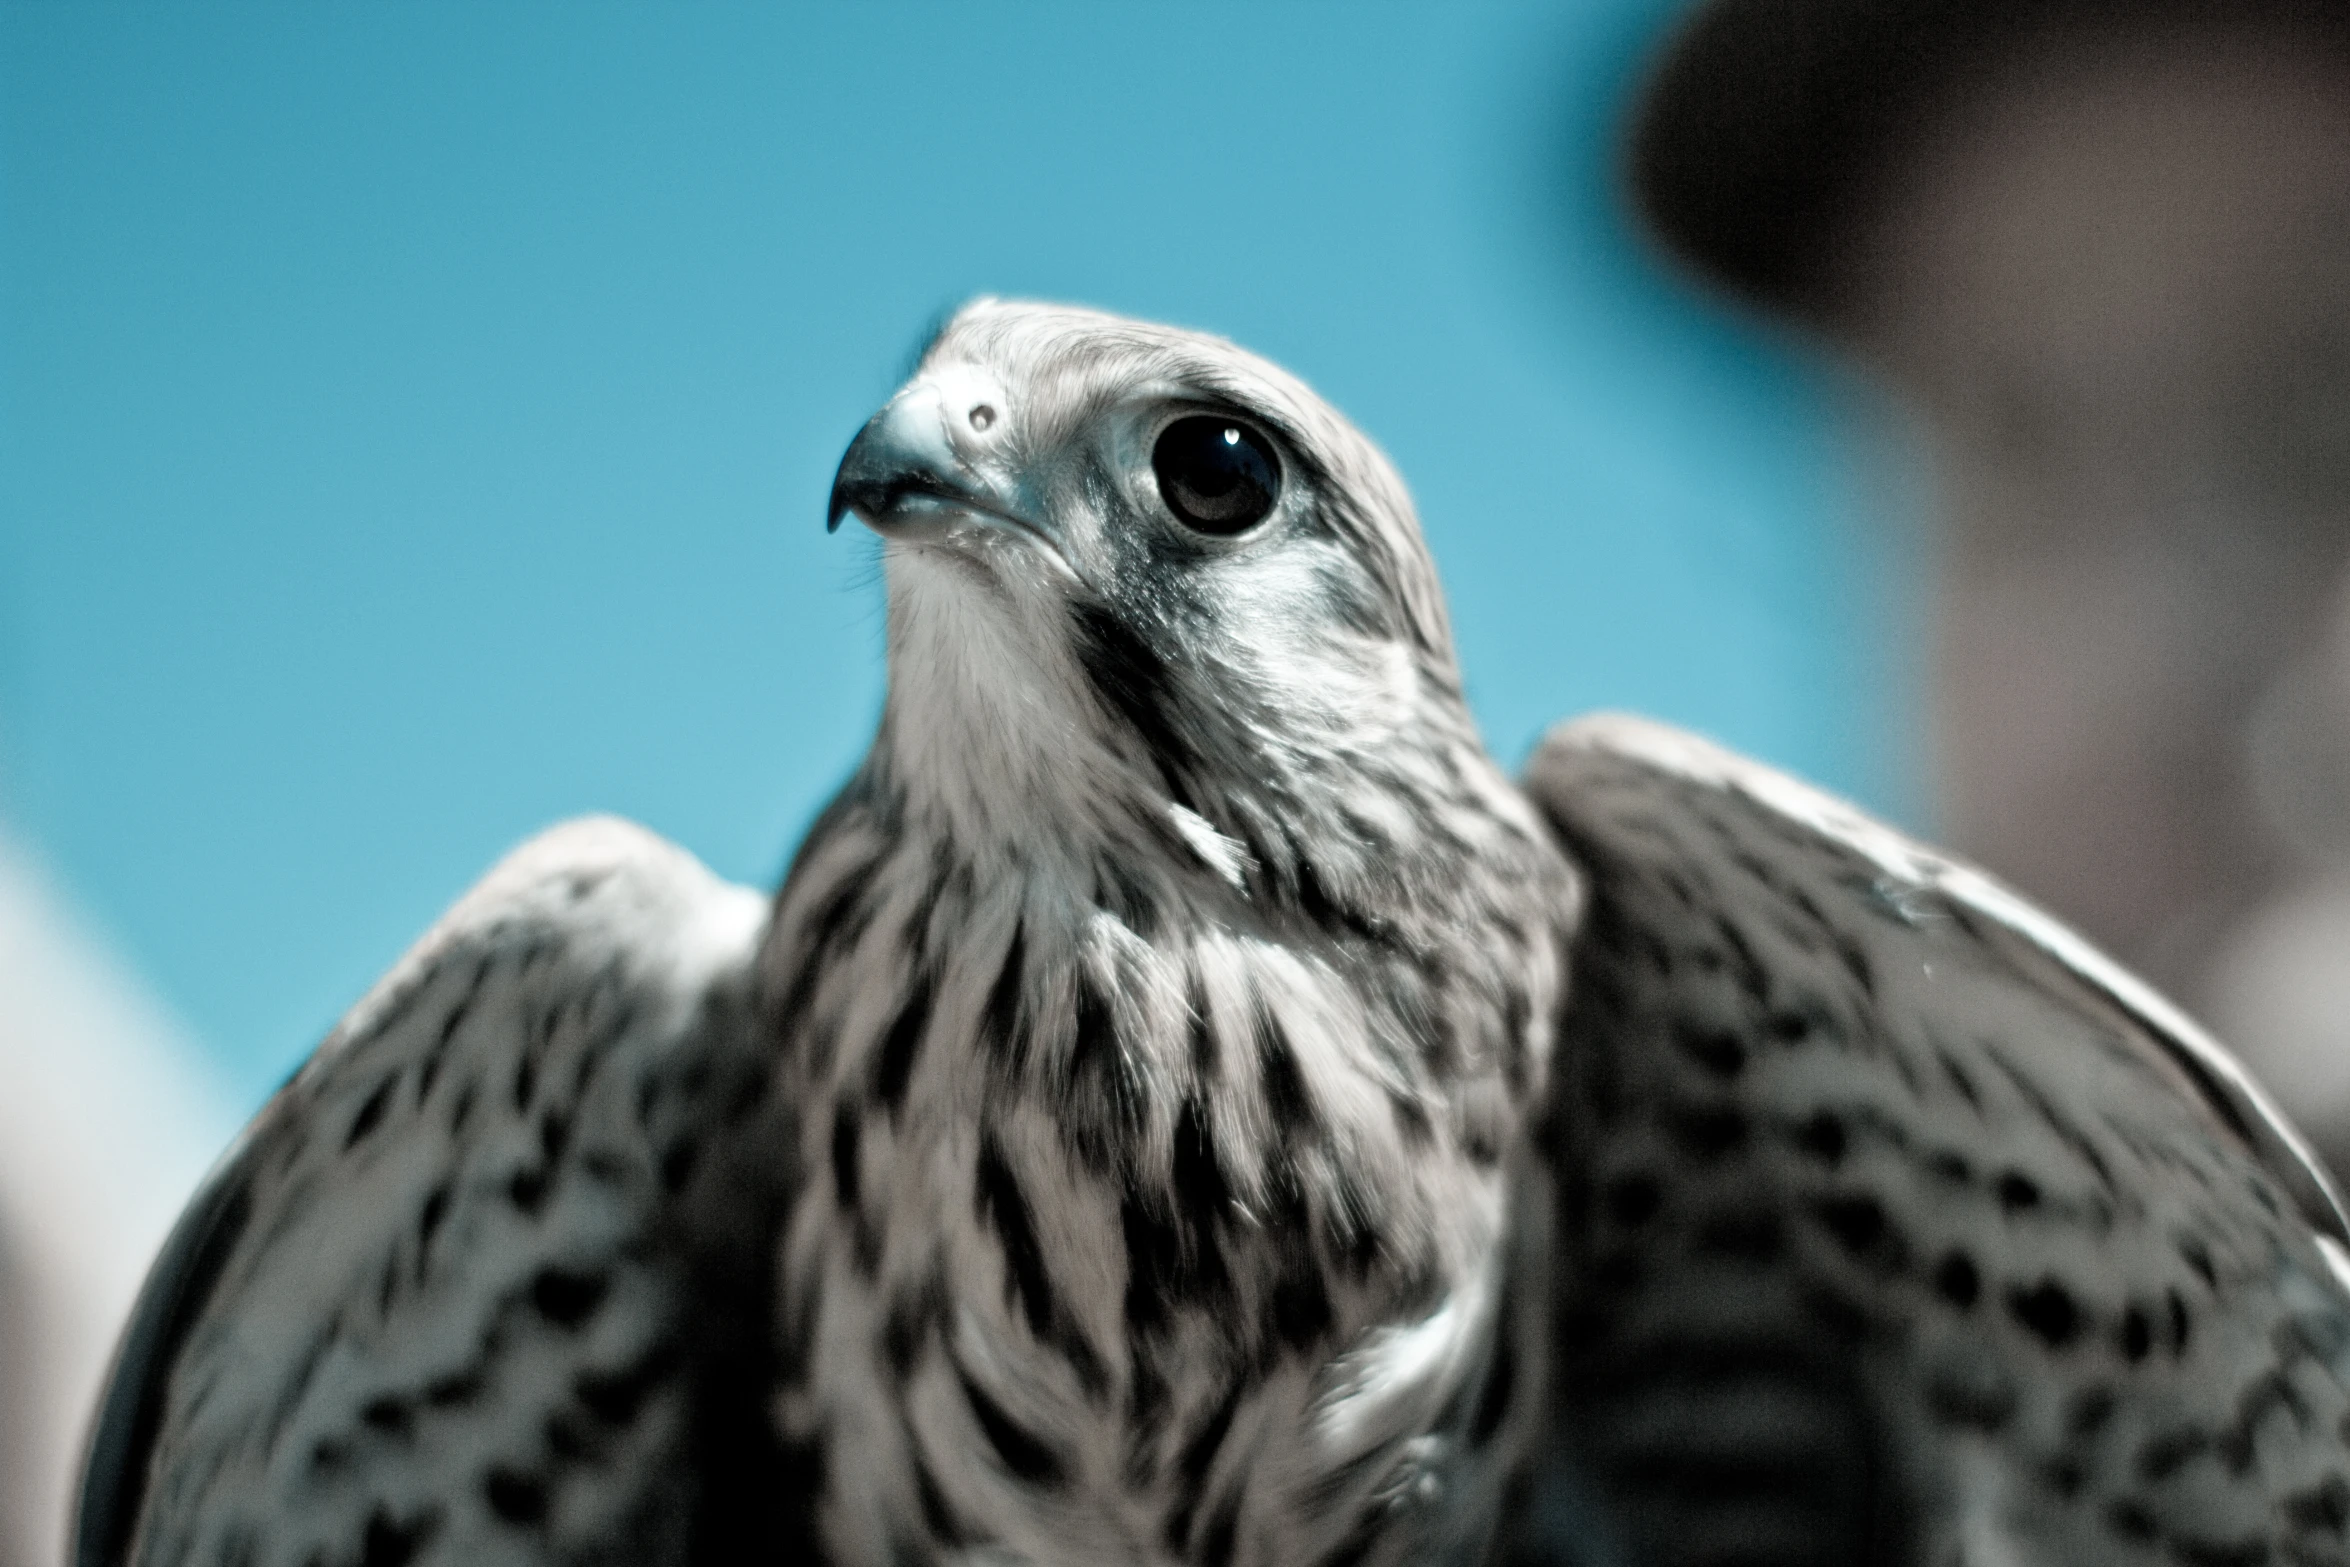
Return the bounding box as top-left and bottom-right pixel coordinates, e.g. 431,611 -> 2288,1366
969,404 -> 996,432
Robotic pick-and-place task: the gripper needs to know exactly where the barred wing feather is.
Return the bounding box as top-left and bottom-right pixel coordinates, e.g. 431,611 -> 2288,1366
76,818 -> 789,1567
1513,714 -> 2350,1565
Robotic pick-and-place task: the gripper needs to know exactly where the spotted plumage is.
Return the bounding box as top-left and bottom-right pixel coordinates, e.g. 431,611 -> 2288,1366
1510,719 -> 2350,1567
78,303 -> 2350,1567
765,304 -> 1570,1567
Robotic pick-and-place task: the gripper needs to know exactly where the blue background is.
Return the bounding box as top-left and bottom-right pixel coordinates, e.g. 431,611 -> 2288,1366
0,2 -> 1901,1111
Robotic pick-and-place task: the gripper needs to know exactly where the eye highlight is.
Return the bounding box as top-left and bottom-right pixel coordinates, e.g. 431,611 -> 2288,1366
1152,416 -> 1280,535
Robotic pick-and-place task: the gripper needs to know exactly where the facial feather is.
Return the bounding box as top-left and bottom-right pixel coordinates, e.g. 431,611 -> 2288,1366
860,301 -> 1484,880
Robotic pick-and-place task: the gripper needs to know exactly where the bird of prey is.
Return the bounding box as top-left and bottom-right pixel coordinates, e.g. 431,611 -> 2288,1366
78,301 -> 2350,1567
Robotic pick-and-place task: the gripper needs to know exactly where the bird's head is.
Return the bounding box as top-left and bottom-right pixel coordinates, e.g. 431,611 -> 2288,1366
830,299 -> 1508,890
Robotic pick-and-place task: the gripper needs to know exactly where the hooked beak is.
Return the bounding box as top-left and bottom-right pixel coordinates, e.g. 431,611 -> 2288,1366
825,384 -> 1055,559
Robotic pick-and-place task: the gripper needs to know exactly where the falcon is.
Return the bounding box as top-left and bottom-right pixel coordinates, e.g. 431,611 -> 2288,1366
77,301 -> 2350,1567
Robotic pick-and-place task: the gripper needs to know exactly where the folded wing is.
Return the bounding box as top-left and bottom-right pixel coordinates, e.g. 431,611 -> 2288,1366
1530,714 -> 2344,1244
1513,714 -> 2350,1565
77,818 -> 790,1567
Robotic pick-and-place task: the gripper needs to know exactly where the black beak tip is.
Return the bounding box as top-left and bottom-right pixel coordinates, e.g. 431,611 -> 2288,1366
827,473 -> 883,534
828,416 -> 887,533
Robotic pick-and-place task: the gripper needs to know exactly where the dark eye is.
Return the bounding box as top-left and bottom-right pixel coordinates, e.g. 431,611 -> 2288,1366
1152,416 -> 1281,535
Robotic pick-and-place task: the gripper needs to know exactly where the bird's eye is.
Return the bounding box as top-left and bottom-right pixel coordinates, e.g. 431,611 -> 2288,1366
1152,416 -> 1280,536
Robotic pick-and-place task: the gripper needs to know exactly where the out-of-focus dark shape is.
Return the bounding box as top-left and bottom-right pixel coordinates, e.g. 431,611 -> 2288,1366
1629,0 -> 2350,1167
1630,0 -> 2350,323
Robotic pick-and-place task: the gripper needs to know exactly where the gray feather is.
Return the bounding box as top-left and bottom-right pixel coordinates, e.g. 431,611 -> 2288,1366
82,818 -> 779,1567
85,303 -> 2350,1567
1519,713 -> 2350,1565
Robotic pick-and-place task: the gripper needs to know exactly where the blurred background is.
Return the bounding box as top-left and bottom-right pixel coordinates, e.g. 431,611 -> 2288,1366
1630,0 -> 2350,1156
1,2 -> 2343,1563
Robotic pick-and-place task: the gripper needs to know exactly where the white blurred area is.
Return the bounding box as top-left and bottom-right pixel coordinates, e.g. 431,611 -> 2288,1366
0,828 -> 239,1567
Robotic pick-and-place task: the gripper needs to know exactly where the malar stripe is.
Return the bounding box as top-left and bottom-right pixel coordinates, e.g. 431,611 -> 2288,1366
1067,597 -> 1199,803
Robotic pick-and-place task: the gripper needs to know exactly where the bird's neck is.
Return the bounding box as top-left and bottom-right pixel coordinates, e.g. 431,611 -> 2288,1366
764,714 -> 1577,1206
759,741 -> 1576,1561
